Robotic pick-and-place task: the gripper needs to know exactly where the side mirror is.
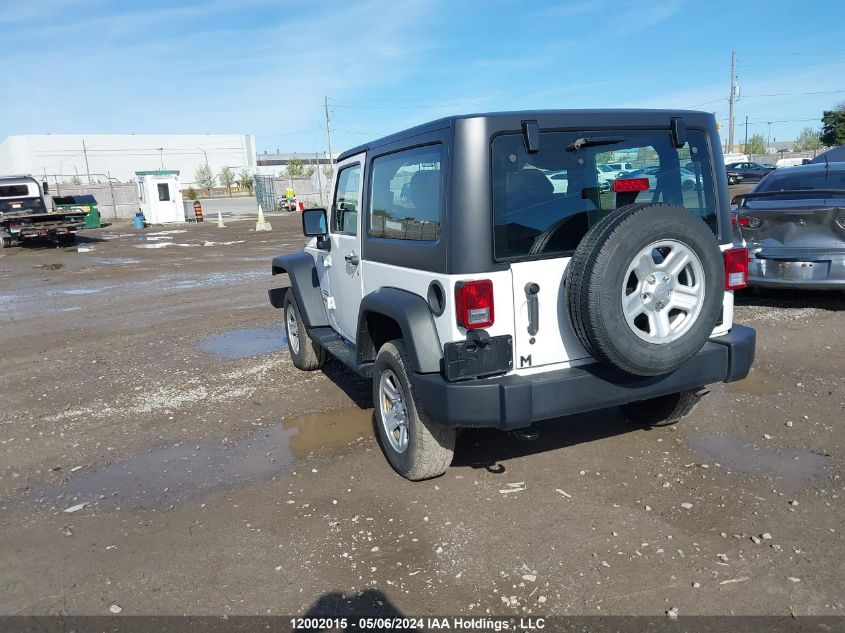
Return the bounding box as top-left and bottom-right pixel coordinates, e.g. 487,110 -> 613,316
302,208 -> 328,237
42,181 -> 50,195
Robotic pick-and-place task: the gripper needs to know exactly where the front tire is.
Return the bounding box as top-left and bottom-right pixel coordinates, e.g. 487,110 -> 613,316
621,389 -> 703,427
283,292 -> 325,371
373,340 -> 455,480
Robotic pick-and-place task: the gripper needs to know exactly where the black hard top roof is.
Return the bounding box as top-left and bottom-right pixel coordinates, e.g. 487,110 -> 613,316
337,108 -> 714,161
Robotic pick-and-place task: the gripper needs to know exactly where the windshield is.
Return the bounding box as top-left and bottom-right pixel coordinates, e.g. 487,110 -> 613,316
492,128 -> 718,260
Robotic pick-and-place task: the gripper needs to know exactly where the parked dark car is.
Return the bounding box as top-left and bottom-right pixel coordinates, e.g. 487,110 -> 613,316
726,161 -> 776,182
809,145 -> 845,164
732,162 -> 845,290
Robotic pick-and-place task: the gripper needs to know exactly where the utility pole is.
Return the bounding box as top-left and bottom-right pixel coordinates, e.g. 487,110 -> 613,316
82,139 -> 92,184
744,115 -> 749,153
324,96 -> 334,175
767,122 -> 773,150
315,151 -> 324,207
727,50 -> 736,153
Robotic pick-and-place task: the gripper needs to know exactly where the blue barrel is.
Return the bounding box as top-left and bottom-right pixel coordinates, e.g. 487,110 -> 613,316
133,211 -> 145,230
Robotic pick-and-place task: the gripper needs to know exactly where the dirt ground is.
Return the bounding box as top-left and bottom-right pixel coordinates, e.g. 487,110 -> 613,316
0,212 -> 842,618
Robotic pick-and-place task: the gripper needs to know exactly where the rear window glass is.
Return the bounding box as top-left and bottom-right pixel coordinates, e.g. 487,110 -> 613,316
369,145 -> 442,241
492,129 -> 718,260
0,185 -> 30,197
755,168 -> 845,192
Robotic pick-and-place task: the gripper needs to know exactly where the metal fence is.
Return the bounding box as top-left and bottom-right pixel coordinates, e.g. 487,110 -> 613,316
254,174 -> 329,211
748,150 -> 823,165
47,182 -> 139,219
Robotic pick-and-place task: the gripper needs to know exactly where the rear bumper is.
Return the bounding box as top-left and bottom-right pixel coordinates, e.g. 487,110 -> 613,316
749,255 -> 845,289
414,325 -> 756,430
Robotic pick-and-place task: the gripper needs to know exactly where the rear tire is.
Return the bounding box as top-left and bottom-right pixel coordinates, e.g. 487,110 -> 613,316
373,340 -> 455,480
621,389 -> 703,427
283,292 -> 325,371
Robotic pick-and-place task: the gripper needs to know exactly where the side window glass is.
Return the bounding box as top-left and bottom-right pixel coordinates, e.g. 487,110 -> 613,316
332,164 -> 361,235
157,183 -> 170,201
369,145 -> 442,241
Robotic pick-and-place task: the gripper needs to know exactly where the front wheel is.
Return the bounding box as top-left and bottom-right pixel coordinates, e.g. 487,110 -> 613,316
621,389 -> 704,427
373,340 -> 455,480
283,292 -> 325,371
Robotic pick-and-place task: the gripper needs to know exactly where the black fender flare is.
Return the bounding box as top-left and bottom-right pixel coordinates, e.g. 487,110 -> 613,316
269,252 -> 329,328
357,287 -> 442,374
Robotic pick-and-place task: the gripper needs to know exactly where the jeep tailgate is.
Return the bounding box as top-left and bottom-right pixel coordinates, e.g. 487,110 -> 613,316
510,259 -> 590,370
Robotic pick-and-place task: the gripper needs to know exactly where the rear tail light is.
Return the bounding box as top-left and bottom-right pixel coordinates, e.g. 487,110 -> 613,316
455,279 -> 494,329
724,247 -> 749,290
731,213 -> 762,229
613,178 -> 650,192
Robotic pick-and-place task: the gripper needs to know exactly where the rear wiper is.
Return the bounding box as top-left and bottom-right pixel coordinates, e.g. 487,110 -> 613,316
565,136 -> 625,152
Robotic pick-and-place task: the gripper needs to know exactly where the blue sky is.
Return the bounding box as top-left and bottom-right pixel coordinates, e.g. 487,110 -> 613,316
1,0 -> 844,154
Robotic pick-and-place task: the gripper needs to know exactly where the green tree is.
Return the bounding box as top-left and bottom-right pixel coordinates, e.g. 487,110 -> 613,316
238,169 -> 253,193
69,174 -> 82,186
746,133 -> 766,155
820,102 -> 845,147
304,164 -> 316,178
286,155 -> 305,177
793,127 -> 822,152
195,164 -> 215,196
219,166 -> 235,197
185,186 -> 198,200
322,163 -> 334,179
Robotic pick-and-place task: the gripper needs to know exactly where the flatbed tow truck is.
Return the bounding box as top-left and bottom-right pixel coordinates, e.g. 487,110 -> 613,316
0,175 -> 86,248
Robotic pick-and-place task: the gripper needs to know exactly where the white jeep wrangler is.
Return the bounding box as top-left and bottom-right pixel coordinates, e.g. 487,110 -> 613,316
269,110 -> 756,480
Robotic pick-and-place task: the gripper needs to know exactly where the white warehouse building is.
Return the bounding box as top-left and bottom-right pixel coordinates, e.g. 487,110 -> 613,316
0,134 -> 257,185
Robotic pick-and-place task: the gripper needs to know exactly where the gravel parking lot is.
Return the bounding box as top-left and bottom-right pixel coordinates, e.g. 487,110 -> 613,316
0,212 -> 842,617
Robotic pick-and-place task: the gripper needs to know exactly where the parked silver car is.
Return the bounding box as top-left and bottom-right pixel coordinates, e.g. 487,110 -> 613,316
732,162 -> 845,290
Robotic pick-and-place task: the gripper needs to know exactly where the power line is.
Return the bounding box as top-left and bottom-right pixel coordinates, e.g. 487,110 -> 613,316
684,97 -> 726,109
739,50 -> 845,56
743,88 -> 845,98
737,61 -> 845,68
256,129 -> 322,139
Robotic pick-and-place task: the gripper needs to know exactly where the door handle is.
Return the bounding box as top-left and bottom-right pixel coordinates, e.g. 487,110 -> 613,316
344,252 -> 360,266
524,282 -> 540,336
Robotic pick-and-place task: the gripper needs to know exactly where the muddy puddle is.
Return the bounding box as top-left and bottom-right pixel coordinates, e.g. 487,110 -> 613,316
23,408 -> 374,509
60,287 -> 113,295
134,242 -> 173,249
197,326 -> 286,358
169,269 -> 264,290
3,270 -> 267,320
92,257 -> 141,265
687,435 -> 828,481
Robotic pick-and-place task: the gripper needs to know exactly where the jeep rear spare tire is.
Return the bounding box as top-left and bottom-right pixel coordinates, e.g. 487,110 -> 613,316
566,203 -> 724,377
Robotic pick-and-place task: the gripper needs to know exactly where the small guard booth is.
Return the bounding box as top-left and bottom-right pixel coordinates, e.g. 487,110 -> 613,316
136,170 -> 185,224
